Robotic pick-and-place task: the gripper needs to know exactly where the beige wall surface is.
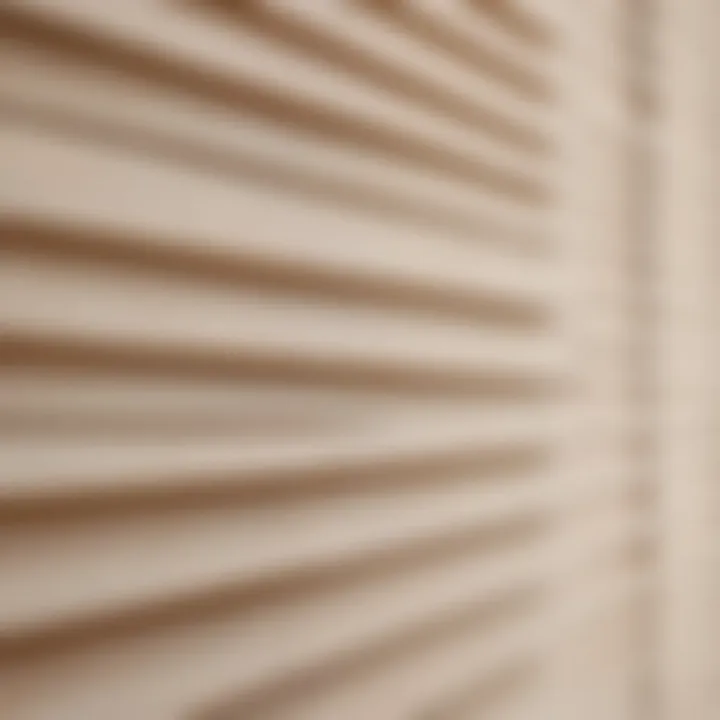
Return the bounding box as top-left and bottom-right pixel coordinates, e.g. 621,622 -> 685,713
0,2 -> 717,719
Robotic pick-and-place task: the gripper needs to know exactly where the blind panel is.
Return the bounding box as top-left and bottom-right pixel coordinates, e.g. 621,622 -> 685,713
2,2 -> 717,720
0,1 -> 557,719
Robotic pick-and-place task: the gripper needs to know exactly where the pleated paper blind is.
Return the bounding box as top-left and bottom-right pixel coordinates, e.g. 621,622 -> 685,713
0,2 -> 717,720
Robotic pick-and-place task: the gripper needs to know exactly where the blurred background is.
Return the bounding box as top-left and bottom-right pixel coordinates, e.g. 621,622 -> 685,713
0,1 -> 718,719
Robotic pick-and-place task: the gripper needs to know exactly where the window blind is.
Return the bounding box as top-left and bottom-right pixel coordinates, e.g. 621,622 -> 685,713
0,2 -> 717,720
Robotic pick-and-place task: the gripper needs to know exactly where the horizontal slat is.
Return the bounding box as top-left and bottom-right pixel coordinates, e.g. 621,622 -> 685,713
0,3 -> 548,204
0,59 -> 544,246
0,252 -> 562,382
1,333 -> 555,396
0,89 -> 550,268
0,407 -> 556,501
218,0 -> 551,140
9,0 -> 551,143
0,541 -> 540,720
0,112 -> 552,266
0,476 -> 538,640
1,218 -> 550,337
0,374 -> 389,439
268,0 -> 551,127
214,612 -> 537,720
415,0 -> 551,97
0,107 -> 546,250
422,660 -> 534,720
1,374 -> 527,437
465,0 -> 552,47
